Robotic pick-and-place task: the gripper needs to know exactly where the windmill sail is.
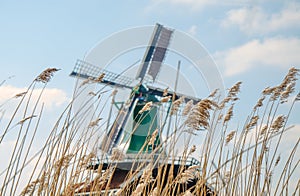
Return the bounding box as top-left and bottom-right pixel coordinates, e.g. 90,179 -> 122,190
147,27 -> 173,81
136,24 -> 162,80
136,23 -> 174,81
70,59 -> 134,89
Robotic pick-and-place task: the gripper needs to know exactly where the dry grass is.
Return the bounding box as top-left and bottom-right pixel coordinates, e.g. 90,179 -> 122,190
0,67 -> 299,195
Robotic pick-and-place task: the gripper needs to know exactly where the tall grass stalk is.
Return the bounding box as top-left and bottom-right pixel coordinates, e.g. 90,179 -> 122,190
0,67 -> 299,195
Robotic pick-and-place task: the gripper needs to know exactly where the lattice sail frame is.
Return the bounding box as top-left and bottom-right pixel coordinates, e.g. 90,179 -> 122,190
70,59 -> 134,89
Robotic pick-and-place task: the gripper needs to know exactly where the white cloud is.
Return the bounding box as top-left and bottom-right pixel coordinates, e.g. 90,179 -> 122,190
0,85 -> 69,117
222,2 -> 300,34
214,37 -> 300,76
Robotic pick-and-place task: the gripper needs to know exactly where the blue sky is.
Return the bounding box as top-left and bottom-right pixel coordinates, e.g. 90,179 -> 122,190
1,0 -> 299,120
0,0 -> 300,192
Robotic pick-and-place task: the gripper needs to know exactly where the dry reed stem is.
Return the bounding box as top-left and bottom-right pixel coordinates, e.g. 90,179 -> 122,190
2,66 -> 300,196
149,187 -> 158,196
140,164 -> 154,184
111,89 -> 118,97
183,190 -> 193,196
132,182 -> 146,196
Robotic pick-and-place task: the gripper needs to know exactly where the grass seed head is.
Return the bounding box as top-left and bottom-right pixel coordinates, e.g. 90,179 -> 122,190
18,115 -> 37,125
259,125 -> 268,139
88,118 -> 102,128
208,89 -> 219,98
111,148 -> 125,161
163,87 -> 169,96
79,77 -> 93,87
271,115 -> 285,132
246,115 -> 259,130
139,101 -> 153,114
54,154 -> 74,168
35,68 -> 60,83
275,155 -> 281,166
185,99 -> 217,130
160,95 -> 171,103
171,96 -> 185,115
228,81 -> 242,98
88,91 -> 97,96
223,105 -> 234,123
188,144 -> 196,155
182,100 -> 194,116
14,91 -> 27,98
254,96 -> 265,110
176,165 -> 199,184
225,130 -> 236,145
280,82 -> 296,102
94,73 -> 105,82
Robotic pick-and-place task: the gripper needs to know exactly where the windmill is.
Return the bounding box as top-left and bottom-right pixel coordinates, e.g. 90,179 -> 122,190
70,23 -> 213,195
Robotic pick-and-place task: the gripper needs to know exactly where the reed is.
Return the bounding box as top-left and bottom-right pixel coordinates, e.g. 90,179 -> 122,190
0,67 -> 299,195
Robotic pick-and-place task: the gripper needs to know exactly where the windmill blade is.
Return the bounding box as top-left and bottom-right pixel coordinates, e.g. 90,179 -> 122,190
70,59 -> 134,89
136,23 -> 174,82
148,27 -> 173,81
147,85 -> 201,104
136,23 -> 163,81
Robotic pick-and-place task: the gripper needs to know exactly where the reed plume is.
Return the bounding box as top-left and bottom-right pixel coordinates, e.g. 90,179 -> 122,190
185,99 -> 217,130
35,68 -> 60,83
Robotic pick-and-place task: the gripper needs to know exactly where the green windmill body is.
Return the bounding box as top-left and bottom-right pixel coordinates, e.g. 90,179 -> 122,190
127,103 -> 159,153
